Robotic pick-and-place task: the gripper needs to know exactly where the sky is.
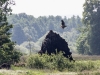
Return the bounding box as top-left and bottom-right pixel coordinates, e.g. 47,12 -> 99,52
12,0 -> 85,18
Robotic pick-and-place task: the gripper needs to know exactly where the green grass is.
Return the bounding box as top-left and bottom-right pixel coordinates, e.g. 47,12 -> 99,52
1,54 -> 100,75
26,53 -> 100,72
0,69 -> 45,75
0,73 -> 4,75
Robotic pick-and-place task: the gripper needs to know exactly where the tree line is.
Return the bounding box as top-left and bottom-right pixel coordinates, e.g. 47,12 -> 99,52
7,13 -> 82,45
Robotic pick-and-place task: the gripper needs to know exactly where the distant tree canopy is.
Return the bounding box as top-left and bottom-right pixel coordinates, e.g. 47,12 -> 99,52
7,13 -> 82,45
0,0 -> 21,65
77,0 -> 100,55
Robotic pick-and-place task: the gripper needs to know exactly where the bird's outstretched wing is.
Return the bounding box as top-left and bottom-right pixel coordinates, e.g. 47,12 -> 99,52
61,20 -> 65,25
61,20 -> 67,29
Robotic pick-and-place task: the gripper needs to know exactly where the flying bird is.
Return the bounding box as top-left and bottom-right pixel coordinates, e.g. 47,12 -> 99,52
61,20 -> 67,29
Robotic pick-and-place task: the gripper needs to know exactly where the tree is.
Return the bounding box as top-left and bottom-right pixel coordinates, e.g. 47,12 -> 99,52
0,0 -> 21,65
77,0 -> 100,55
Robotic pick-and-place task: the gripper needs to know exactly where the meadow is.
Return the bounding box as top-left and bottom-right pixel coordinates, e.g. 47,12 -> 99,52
0,53 -> 100,75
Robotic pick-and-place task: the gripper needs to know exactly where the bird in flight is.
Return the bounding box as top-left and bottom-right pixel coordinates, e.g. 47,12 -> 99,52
61,20 -> 67,29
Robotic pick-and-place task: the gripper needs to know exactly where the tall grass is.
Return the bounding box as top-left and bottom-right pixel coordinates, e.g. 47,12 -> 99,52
26,52 -> 100,72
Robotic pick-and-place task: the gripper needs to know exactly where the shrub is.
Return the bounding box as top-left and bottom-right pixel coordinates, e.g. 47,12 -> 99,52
27,52 -> 73,71
27,54 -> 47,69
26,52 -> 97,72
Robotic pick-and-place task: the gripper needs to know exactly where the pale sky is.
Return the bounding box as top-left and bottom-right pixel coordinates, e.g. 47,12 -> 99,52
12,0 -> 85,18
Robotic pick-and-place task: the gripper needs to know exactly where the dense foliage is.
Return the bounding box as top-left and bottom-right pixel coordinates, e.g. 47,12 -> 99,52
27,52 -> 73,71
0,0 -> 21,65
26,53 -> 98,72
77,0 -> 100,55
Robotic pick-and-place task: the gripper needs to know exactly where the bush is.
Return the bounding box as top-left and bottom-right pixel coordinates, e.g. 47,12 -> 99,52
26,52 -> 97,72
27,52 -> 73,71
27,54 -> 47,69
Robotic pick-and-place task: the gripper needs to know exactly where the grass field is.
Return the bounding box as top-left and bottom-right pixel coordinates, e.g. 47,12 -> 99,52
0,69 -> 78,75
73,54 -> 100,60
0,55 -> 100,75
